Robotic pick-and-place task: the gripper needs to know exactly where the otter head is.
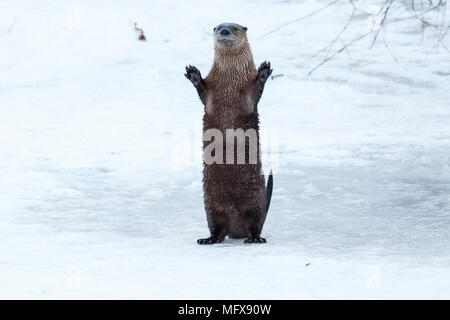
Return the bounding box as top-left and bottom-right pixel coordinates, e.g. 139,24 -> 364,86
213,22 -> 248,51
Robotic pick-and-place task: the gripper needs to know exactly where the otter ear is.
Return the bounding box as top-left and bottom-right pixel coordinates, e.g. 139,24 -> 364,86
243,27 -> 248,32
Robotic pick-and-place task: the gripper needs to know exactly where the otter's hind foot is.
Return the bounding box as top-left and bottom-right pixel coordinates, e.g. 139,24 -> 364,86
197,236 -> 224,245
244,236 -> 267,244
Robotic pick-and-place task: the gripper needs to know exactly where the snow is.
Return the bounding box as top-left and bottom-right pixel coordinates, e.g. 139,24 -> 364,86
0,0 -> 449,299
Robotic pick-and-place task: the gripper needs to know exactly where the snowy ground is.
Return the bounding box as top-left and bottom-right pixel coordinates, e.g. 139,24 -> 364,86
0,0 -> 449,299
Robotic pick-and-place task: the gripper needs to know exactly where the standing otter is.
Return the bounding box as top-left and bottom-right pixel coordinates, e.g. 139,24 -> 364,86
185,22 -> 273,244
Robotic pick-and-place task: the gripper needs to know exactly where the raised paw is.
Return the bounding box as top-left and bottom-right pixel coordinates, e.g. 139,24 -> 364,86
257,61 -> 273,84
185,65 -> 202,87
244,236 -> 267,244
197,236 -> 223,245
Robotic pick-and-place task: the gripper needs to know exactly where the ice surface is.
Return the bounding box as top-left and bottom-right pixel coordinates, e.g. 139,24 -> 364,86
0,0 -> 449,298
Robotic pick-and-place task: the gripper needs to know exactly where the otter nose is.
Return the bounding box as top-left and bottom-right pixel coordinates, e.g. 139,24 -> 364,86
220,29 -> 230,36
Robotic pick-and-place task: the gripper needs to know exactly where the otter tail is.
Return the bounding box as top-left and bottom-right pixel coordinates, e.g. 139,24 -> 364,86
266,170 -> 273,213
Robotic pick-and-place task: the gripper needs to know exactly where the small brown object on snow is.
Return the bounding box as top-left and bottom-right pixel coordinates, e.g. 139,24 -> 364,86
134,23 -> 146,41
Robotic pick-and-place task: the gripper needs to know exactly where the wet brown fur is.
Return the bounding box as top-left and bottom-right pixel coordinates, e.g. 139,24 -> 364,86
185,23 -> 272,244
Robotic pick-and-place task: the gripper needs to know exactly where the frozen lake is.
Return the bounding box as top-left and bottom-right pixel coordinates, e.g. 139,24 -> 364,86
0,0 -> 449,298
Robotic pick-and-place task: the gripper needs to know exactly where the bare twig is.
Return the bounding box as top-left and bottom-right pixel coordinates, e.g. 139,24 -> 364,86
395,0 -> 445,25
201,31 -> 214,37
412,0 -> 444,24
383,39 -> 405,68
370,0 -> 393,49
6,16 -> 17,33
258,0 -> 340,40
347,0 -> 371,14
271,74 -> 284,80
308,32 -> 372,75
305,7 -> 356,63
134,23 -> 146,41
268,0 -> 447,75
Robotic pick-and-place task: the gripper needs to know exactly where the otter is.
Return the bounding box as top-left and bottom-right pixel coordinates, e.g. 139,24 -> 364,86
185,22 -> 273,244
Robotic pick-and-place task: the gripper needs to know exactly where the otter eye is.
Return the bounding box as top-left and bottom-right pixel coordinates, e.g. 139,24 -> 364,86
232,27 -> 237,32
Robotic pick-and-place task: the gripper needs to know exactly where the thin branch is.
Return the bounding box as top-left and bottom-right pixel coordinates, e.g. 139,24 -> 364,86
258,0 -> 340,40
407,0 -> 445,27
6,16 -> 17,33
302,0 -> 448,75
383,39 -> 405,68
347,0 -> 371,14
134,23 -> 146,41
308,32 -> 372,75
370,0 -> 393,49
303,7 -> 356,63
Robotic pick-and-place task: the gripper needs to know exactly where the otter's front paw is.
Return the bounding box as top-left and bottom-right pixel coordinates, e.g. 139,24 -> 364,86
185,65 -> 203,87
197,236 -> 223,245
244,236 -> 267,244
257,61 -> 273,84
